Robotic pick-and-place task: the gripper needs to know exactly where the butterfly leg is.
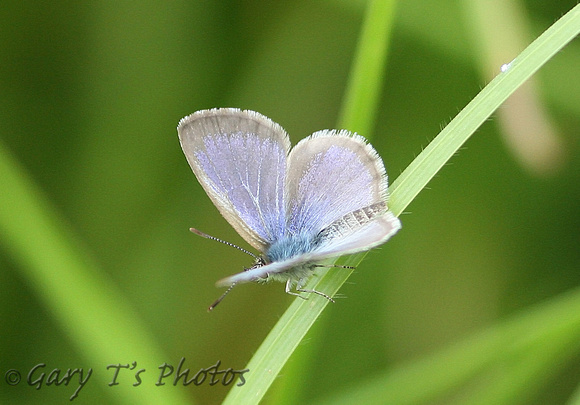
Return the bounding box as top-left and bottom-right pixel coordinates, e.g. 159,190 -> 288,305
285,279 -> 308,300
285,279 -> 335,303
297,287 -> 335,303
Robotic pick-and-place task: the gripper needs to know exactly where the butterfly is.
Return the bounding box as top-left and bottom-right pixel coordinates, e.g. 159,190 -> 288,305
178,108 -> 401,310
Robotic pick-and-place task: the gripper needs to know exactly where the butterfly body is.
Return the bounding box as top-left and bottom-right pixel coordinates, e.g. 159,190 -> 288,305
178,108 -> 401,305
266,232 -> 318,262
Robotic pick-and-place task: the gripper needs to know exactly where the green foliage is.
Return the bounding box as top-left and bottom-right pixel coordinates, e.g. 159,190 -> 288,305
0,1 -> 578,404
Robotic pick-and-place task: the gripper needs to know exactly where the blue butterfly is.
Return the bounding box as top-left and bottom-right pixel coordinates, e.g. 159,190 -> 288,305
178,108 -> 401,309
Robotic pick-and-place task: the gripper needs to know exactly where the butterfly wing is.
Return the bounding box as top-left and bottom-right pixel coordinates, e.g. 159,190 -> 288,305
215,212 -> 401,287
287,130 -> 400,253
286,130 -> 387,232
312,210 -> 401,257
178,108 -> 290,251
215,255 -> 309,287
215,129 -> 401,288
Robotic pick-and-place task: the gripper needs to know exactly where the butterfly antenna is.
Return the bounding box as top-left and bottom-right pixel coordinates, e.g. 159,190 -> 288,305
189,228 -> 259,259
208,283 -> 236,312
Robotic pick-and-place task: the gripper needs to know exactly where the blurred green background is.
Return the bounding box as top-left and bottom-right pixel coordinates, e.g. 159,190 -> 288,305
1,1 -> 578,404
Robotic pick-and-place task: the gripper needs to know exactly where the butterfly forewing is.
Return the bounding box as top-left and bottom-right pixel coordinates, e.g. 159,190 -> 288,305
178,108 -> 290,251
286,130 -> 388,236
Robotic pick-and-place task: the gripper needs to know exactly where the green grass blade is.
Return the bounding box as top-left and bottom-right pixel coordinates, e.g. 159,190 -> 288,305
568,382 -> 580,405
313,285 -> 580,405
0,143 -> 192,404
390,3 -> 580,214
264,2 -> 398,402
338,0 -> 397,136
221,3 -> 580,405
